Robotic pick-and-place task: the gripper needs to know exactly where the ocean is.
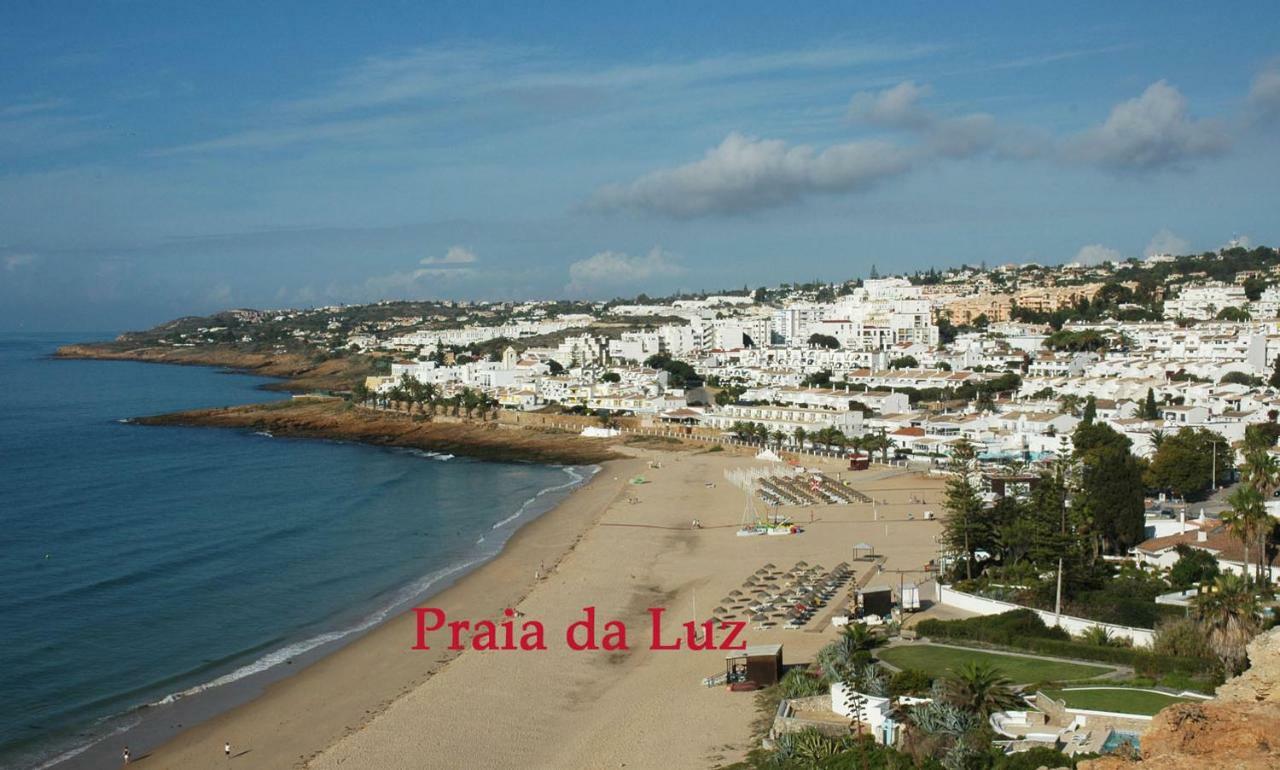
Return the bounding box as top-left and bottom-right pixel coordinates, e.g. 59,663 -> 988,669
0,333 -> 592,769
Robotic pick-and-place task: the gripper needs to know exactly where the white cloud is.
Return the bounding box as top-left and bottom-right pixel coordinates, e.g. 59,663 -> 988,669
847,81 -> 933,128
1073,244 -> 1121,266
420,245 -> 477,265
590,132 -> 914,217
1066,80 -> 1229,172
3,253 -> 38,271
1248,62 -> 1280,118
360,265 -> 478,300
849,80 -> 1039,163
1144,228 -> 1191,257
566,247 -> 685,295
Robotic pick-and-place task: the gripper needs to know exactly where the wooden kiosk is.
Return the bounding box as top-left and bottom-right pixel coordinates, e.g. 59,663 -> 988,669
725,644 -> 783,689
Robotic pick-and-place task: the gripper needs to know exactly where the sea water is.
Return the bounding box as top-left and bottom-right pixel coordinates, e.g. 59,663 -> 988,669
0,333 -> 590,768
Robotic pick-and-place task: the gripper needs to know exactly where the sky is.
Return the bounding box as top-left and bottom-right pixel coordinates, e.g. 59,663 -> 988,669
1,1 -> 1278,331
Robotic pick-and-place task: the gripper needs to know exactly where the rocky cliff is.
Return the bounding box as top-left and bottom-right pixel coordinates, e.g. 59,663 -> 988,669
1081,627 -> 1280,769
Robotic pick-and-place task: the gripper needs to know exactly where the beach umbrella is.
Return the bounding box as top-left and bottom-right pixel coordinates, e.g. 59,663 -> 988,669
795,560 -> 809,567
729,589 -> 743,597
763,562 -> 776,568
714,606 -> 726,614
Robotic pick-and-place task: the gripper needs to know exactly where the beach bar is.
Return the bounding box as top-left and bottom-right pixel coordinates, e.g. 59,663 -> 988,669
725,644 -> 783,689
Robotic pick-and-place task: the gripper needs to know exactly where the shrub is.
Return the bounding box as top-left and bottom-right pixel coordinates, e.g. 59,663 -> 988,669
888,668 -> 934,697
1153,616 -> 1215,660
914,609 -> 1069,646
778,668 -> 828,699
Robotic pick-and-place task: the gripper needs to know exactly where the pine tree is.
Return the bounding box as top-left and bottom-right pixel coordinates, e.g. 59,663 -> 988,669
941,439 -> 989,580
1081,396 -> 1096,425
1270,356 -> 1280,389
869,264 -> 880,280
1143,387 -> 1159,420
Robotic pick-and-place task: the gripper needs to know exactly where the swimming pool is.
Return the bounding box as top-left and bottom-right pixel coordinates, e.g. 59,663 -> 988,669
1102,729 -> 1141,753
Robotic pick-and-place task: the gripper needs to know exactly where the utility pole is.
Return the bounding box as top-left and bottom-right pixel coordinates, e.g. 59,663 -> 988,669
1210,440 -> 1219,490
1054,557 -> 1064,626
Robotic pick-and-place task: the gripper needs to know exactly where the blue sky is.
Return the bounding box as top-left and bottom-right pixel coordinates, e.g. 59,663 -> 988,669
2,1 -> 1278,330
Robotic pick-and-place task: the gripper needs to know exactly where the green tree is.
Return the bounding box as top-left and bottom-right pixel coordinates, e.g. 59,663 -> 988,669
1081,395 -> 1097,425
1223,485 -> 1266,584
792,426 -> 807,449
1145,427 -> 1234,499
1143,387 -> 1160,420
888,355 -> 920,370
943,662 -> 1021,719
1168,544 -> 1220,589
1072,422 -> 1145,556
806,333 -> 840,349
1193,573 -> 1261,675
941,439 -> 988,580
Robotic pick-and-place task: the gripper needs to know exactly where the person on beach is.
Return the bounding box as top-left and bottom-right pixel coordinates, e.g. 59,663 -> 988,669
122,746 -> 130,765
225,740 -> 231,758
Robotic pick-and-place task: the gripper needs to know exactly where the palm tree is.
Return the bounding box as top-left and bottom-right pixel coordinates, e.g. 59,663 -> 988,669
421,382 -> 439,417
351,382 -> 371,407
770,429 -> 787,450
1241,448 -> 1278,581
1149,428 -> 1167,450
815,623 -> 880,682
1194,573 -> 1261,674
792,426 -> 806,450
943,662 -> 1021,719
462,388 -> 482,419
387,386 -> 407,412
1224,485 -> 1265,582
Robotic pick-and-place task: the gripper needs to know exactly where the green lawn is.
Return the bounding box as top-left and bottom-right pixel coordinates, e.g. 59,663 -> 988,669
876,644 -> 1112,684
1041,687 -> 1195,715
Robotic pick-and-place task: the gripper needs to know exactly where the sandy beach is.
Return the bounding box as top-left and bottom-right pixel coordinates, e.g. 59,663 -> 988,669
129,446 -> 945,770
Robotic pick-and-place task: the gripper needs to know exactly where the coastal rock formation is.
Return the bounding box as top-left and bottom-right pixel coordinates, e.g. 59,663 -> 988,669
55,343 -> 373,392
1080,627 -> 1280,770
135,398 -> 623,465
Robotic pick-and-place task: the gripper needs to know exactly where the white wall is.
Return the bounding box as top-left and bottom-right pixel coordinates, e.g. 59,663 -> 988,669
936,584 -> 1155,648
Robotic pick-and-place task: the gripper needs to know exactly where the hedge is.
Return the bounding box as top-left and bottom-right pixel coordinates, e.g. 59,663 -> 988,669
915,610 -> 1216,676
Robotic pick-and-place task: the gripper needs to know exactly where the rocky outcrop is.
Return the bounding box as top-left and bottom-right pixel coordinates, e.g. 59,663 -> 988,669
134,398 -> 623,465
1080,627 -> 1280,770
55,343 -> 374,392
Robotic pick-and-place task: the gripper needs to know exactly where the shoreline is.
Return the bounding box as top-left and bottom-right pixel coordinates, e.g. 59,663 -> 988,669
49,455 -> 641,770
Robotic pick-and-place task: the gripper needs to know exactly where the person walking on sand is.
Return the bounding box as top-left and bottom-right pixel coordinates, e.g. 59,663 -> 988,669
122,746 -> 130,765
225,740 -> 231,759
